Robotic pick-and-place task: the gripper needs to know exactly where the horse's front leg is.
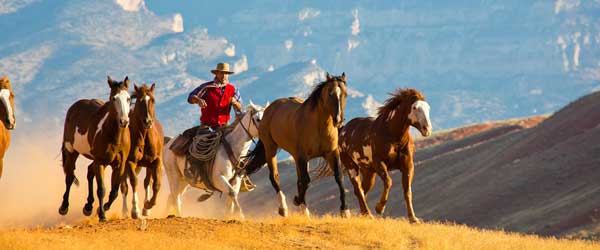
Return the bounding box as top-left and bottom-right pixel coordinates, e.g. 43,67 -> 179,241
402,163 -> 420,224
219,175 -> 244,219
95,163 -> 107,222
293,156 -> 311,217
103,159 -> 124,212
326,150 -> 350,217
124,160 -> 141,219
373,160 -> 392,215
83,163 -> 95,216
144,158 -> 162,215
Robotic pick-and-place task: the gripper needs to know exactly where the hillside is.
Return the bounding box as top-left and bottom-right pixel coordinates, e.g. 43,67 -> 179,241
241,91 -> 600,238
0,217 -> 597,250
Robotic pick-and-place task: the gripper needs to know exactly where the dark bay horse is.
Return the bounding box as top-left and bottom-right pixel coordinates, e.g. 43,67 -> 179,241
0,76 -> 16,179
119,83 -> 164,219
332,89 -> 431,223
59,76 -> 132,221
245,73 -> 350,217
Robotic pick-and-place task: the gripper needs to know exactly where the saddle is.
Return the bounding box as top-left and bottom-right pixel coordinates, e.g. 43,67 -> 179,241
169,125 -> 256,193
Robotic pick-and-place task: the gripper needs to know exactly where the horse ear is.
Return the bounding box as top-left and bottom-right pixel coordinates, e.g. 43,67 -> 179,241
150,83 -> 156,92
133,83 -> 139,93
341,72 -> 346,82
326,72 -> 331,81
265,101 -> 270,108
107,76 -> 114,87
123,76 -> 130,88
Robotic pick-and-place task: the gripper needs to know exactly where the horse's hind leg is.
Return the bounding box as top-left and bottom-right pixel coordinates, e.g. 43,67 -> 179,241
83,163 -> 95,216
342,153 -> 371,217
59,149 -> 79,215
373,161 -> 392,215
293,156 -> 311,217
265,143 -> 287,217
326,150 -> 350,217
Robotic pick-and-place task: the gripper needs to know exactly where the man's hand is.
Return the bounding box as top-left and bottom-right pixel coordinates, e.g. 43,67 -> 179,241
198,98 -> 207,108
231,98 -> 242,111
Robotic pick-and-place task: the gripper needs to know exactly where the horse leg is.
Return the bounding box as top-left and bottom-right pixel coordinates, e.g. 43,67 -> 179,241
361,168 -> 377,196
373,161 -> 392,215
402,165 -> 420,224
265,144 -> 287,217
164,151 -> 187,217
144,159 -> 162,214
292,156 -> 310,217
126,160 -> 141,219
142,170 -> 152,216
83,163 -> 95,216
59,150 -> 79,215
120,169 -> 129,219
327,150 -> 350,217
218,175 -> 244,219
104,151 -> 128,212
94,163 -> 108,222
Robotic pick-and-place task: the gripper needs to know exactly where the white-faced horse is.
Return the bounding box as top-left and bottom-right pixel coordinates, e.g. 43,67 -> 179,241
163,103 -> 265,218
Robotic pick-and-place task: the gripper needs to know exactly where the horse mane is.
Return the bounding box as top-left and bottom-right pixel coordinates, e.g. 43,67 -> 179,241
304,76 -> 345,110
376,88 -> 425,118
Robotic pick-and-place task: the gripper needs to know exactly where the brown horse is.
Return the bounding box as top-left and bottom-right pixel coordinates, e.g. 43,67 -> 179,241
245,73 -> 350,217
0,76 -> 16,179
59,76 -> 132,222
330,89 -> 431,223
119,83 -> 164,219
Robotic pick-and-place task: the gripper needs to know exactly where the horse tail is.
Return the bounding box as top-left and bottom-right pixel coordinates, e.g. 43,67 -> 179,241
61,145 -> 79,186
164,136 -> 173,145
244,140 -> 267,175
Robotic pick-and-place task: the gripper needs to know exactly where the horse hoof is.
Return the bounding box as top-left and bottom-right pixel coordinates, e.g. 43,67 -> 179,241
166,214 -> 177,219
341,209 -> 351,218
375,203 -> 386,215
409,217 -> 421,224
98,216 -> 107,222
293,196 -> 302,206
142,209 -> 150,217
278,207 -> 288,217
103,203 -> 111,211
131,211 -> 140,220
144,201 -> 154,210
58,206 -> 69,216
83,205 -> 93,216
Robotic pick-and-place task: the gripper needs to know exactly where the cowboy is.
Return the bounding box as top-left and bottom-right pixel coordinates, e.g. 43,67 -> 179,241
188,62 -> 242,130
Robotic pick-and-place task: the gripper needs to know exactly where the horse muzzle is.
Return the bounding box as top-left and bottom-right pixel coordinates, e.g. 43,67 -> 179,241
419,124 -> 432,137
119,119 -> 129,128
143,119 -> 153,129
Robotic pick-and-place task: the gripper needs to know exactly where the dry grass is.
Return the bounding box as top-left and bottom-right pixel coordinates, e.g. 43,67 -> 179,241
0,216 -> 596,250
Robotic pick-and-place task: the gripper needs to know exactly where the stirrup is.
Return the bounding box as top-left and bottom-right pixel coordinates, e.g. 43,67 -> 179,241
240,175 -> 256,192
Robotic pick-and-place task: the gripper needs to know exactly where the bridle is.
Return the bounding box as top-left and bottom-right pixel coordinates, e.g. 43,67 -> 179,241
238,109 -> 259,145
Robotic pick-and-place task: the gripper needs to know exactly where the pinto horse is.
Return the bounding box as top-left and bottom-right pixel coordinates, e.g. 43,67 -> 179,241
59,76 -> 131,221
0,76 -> 16,179
245,73 -> 350,217
163,103 -> 265,218
330,89 -> 432,223
119,83 -> 164,219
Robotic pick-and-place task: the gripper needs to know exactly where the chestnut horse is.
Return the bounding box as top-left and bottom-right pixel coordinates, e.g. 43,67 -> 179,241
245,73 -> 350,217
0,76 -> 16,179
119,83 -> 164,219
320,89 -> 432,223
59,76 -> 131,222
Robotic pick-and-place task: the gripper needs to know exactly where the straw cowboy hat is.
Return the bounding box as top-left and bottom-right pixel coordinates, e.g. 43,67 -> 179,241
210,62 -> 234,75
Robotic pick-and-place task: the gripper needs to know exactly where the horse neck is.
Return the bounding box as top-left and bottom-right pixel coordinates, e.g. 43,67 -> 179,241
129,116 -> 148,145
224,115 -> 253,158
303,101 -> 335,129
100,106 -> 126,145
377,109 -> 411,145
